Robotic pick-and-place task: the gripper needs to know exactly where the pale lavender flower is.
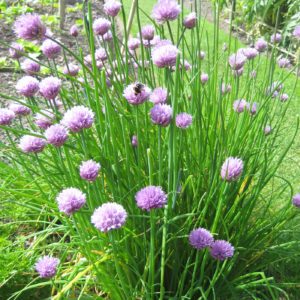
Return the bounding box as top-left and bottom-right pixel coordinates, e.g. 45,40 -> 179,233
189,228 -> 214,250
39,77 -> 62,100
9,103 -> 31,116
19,135 -> 46,153
0,109 -> 15,125
14,14 -> 46,40
132,135 -> 138,147
80,160 -> 101,182
210,240 -> 234,261
152,44 -> 179,68
233,99 -> 249,113
292,194 -> 300,207
93,18 -> 111,35
70,25 -> 79,37
183,12 -> 197,29
9,42 -> 24,59
201,73 -> 209,84
241,47 -> 258,60
41,39 -> 61,59
56,187 -> 86,215
123,83 -> 151,105
271,33 -> 282,44
16,76 -> 39,97
91,202 -> 127,232
45,124 -> 68,147
149,87 -> 168,104
248,102 -> 258,115
277,57 -> 290,69
21,59 -> 40,75
152,0 -> 181,24
199,50 -> 205,60
255,38 -> 268,52
102,31 -> 113,41
104,0 -> 122,17
150,104 -> 172,126
221,83 -> 231,95
293,25 -> 300,40
61,106 -> 94,132
280,93 -> 289,102
128,38 -> 140,51
228,52 -> 246,70
34,110 -> 55,129
95,48 -> 108,61
135,186 -> 167,211
63,63 -> 79,77
35,256 -> 60,278
142,24 -> 155,40
176,112 -> 192,129
264,125 -> 272,135
221,157 -> 244,181
233,67 -> 244,77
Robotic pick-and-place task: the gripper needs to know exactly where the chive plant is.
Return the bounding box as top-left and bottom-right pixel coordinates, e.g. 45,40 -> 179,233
1,0 -> 300,299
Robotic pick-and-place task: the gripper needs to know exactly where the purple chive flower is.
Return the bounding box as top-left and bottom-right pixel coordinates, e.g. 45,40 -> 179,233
70,25 -> 79,37
292,194 -> 300,207
150,87 -> 168,104
233,99 -> 249,113
271,33 -> 282,44
56,188 -> 86,215
210,240 -> 234,261
123,83 -> 151,105
152,0 -> 181,24
201,73 -> 209,84
34,110 -> 55,129
95,48 -> 108,61
45,124 -> 68,147
35,256 -> 60,278
152,44 -> 179,68
221,157 -> 244,181
228,52 -> 246,70
248,102 -> 258,115
150,104 -> 172,126
189,228 -> 214,250
183,12 -> 197,29
79,160 -> 101,182
135,186 -> 167,211
61,105 -> 94,132
199,51 -> 205,60
21,59 -> 40,75
93,18 -> 111,35
142,24 -> 155,40
14,14 -> 46,40
264,125 -> 272,135
91,202 -> 127,232
241,47 -> 258,60
19,135 -> 46,153
293,25 -> 300,40
233,67 -> 244,77
0,108 -> 15,125
280,93 -> 289,102
131,135 -> 138,147
16,76 -> 39,97
41,39 -> 61,59
128,38 -> 141,51
221,83 -> 231,95
175,112 -> 192,129
9,103 -> 31,116
255,38 -> 268,52
102,31 -> 113,42
104,0 -> 122,17
39,76 -> 62,100
9,42 -> 24,59
63,63 -> 79,77
277,57 -> 290,69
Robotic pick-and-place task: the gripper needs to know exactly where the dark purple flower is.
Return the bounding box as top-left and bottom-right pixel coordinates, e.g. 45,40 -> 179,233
80,160 -> 101,181
183,12 -> 197,29
45,124 -> 68,147
175,112 -> 192,128
70,25 -> 79,37
150,104 -> 172,126
152,0 -> 181,24
135,186 -> 167,211
210,240 -> 234,260
189,228 -> 214,250
35,256 -> 60,278
221,157 -> 244,181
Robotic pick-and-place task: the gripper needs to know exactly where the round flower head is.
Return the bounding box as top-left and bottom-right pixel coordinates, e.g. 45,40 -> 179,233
152,44 -> 179,68
264,125 -> 272,135
93,18 -> 111,35
80,160 -> 101,181
228,52 -> 246,70
56,187 -> 86,215
95,48 -> 108,62
35,256 -> 60,278
233,99 -> 249,113
14,14 -> 46,40
131,135 -> 138,147
21,59 -> 40,75
39,76 -> 62,100
41,39 -> 61,59
142,24 -> 155,40
150,104 -> 172,126
9,42 -> 24,59
280,93 -> 289,102
16,76 -> 39,97
70,24 -> 79,37
61,105 -> 94,132
277,57 -> 290,69
135,186 -> 167,211
255,38 -> 268,52
34,110 -> 55,129
45,124 -> 68,147
271,32 -> 282,44
0,108 -> 15,125
221,157 -> 244,181
150,87 -> 168,104
199,50 -> 205,60
152,0 -> 181,24
123,83 -> 151,105
210,240 -> 234,261
128,38 -> 140,51
201,73 -> 209,84
189,228 -> 214,250
91,202 -> 127,232
63,63 -> 79,77
104,0 -> 122,17
176,112 -> 192,129
183,12 -> 197,29
9,103 -> 31,116
292,194 -> 300,207
102,31 -> 113,42
19,135 -> 46,153
241,47 -> 258,60
293,25 -> 300,40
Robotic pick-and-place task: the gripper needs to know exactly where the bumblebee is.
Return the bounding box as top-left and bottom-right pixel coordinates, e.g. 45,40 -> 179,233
133,82 -> 144,95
